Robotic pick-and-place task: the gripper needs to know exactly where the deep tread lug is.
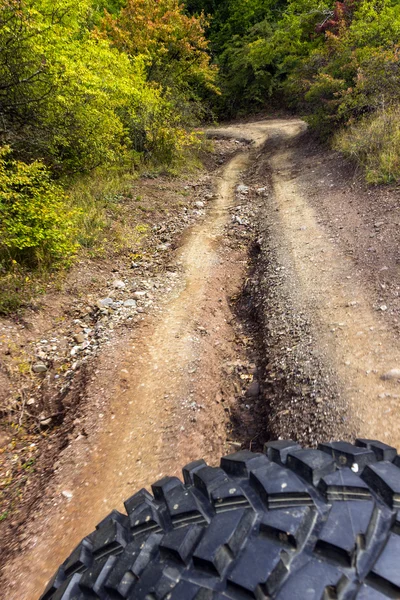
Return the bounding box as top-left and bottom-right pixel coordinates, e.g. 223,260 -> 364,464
318,441 -> 376,471
314,500 -> 375,566
210,481 -> 251,514
259,506 -> 315,549
160,525 -> 204,565
79,555 -> 117,597
91,518 -> 129,559
133,562 -> 182,599
226,538 -> 287,597
152,476 -> 182,501
362,462 -> 400,509
318,468 -> 372,501
131,532 -> 163,578
192,510 -> 254,576
264,440 -> 302,465
193,466 -> 230,501
182,459 -> 207,486
40,567 -> 67,600
62,539 -> 93,577
286,449 -> 336,485
104,546 -> 142,597
250,461 -> 313,509
124,489 -> 153,514
154,479 -> 208,527
276,560 -> 346,600
126,494 -> 167,537
96,509 -> 129,530
220,450 -> 269,476
367,532 -> 400,591
356,439 -> 398,462
51,573 -> 82,600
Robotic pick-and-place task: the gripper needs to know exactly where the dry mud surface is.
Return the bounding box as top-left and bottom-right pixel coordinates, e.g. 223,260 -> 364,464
1,118 -> 400,599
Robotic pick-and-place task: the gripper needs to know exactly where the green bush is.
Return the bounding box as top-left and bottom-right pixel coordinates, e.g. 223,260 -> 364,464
0,0 -> 213,174
0,147 -> 78,268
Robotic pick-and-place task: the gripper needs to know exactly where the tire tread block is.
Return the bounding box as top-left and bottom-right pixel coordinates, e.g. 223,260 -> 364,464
62,539 -> 93,577
131,532 -> 163,578
356,439 -> 397,463
40,568 -> 67,600
91,519 -> 128,559
264,440 -> 302,465
79,555 -> 117,596
275,560 -> 345,600
182,460 -> 207,486
314,500 -> 375,565
286,449 -> 336,485
259,506 -> 314,549
227,537 -> 285,596
193,466 -> 230,500
154,479 -> 208,527
50,573 -> 82,600
133,562 -> 183,600
192,510 -> 253,576
210,481 -> 251,514
220,450 -> 269,476
250,461 -> 313,509
126,497 -> 166,537
362,462 -> 400,509
318,468 -> 372,501
368,532 -> 400,589
160,524 -> 204,565
103,546 -> 142,597
318,441 -> 376,470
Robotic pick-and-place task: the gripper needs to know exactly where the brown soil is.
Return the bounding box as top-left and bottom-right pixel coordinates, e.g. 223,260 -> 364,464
237,119 -> 400,447
1,118 -> 400,599
1,125 -> 268,600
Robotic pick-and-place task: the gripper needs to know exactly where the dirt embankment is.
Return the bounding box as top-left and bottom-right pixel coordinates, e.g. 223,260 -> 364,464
1,118 -> 400,600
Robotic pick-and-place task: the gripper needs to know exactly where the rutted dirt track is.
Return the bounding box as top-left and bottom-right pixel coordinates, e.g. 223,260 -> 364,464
2,122 -> 269,600
2,119 -> 400,599
268,123 -> 400,444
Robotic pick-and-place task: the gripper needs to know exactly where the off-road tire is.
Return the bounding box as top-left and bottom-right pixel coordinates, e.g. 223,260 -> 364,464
40,439 -> 400,599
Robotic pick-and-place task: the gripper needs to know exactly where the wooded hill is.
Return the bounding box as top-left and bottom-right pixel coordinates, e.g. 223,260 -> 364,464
187,0 -> 400,183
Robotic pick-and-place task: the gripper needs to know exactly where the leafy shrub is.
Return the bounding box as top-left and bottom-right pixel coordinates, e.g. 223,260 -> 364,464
0,147 -> 78,268
0,0 -> 213,175
303,72 -> 347,136
337,46 -> 400,123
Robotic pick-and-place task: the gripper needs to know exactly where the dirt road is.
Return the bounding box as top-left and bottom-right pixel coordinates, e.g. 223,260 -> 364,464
2,122 -> 270,600
3,118 -> 400,599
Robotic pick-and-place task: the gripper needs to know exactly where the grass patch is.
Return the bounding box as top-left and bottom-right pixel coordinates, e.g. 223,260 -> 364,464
0,268 -> 46,315
335,106 -> 400,184
69,168 -> 138,252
